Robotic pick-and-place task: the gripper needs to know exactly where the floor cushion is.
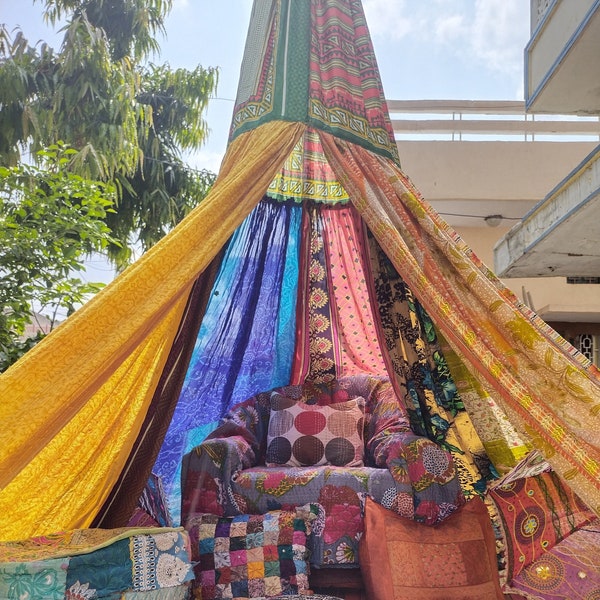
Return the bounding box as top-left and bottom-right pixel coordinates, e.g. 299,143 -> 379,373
186,506 -> 316,599
359,496 -> 503,599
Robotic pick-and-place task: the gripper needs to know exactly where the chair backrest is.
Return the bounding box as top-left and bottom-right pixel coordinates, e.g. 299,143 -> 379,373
212,374 -> 411,467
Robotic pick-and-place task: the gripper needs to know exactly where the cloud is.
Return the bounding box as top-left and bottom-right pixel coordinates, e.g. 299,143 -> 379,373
362,0 -> 415,40
470,0 -> 530,75
434,14 -> 467,45
363,0 -> 528,79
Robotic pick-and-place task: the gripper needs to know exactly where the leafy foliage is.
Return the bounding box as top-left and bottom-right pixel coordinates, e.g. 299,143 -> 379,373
0,143 -> 117,371
109,63 -> 217,263
0,0 -> 219,267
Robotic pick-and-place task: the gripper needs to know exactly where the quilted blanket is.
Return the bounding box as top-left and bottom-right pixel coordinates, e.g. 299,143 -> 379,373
0,527 -> 193,599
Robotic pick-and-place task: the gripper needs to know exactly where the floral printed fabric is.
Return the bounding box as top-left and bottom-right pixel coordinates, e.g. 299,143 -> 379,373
131,531 -> 193,592
488,471 -> 596,582
0,557 -> 69,600
320,131 -> 600,519
0,529 -> 193,600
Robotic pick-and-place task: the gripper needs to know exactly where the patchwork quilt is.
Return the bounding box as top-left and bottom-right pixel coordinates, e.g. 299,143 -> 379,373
0,527 -> 193,599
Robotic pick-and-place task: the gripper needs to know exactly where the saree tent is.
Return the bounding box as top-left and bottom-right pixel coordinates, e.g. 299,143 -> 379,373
2,0 -> 600,544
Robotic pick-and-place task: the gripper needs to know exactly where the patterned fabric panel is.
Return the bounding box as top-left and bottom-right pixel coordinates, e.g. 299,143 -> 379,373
307,0 -> 399,161
155,199 -> 302,522
505,520 -> 600,599
266,394 -> 365,467
65,531 -> 193,598
66,538 -> 132,598
0,531 -> 193,599
360,496 -> 504,599
121,588 -> 191,599
187,509 -> 314,599
367,234 -> 494,497
230,0 -> 398,162
0,557 -> 69,600
267,129 -> 350,205
130,531 -> 193,592
230,465 -> 398,567
488,471 -> 596,581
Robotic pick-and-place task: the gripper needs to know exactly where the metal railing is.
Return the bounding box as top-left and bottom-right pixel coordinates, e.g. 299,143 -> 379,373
388,99 -> 600,142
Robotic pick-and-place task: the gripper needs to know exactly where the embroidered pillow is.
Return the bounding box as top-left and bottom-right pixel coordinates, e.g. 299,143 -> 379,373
186,508 -> 314,600
266,393 -> 365,467
487,470 -> 596,581
359,496 -> 504,599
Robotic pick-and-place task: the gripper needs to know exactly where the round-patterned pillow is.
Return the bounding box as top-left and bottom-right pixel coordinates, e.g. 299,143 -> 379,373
266,392 -> 365,467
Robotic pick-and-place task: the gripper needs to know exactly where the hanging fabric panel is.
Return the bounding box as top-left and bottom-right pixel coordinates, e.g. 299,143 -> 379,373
321,131 -> 600,516
321,204 -> 388,377
0,120 -> 305,541
154,199 -> 302,520
367,235 -> 492,495
291,205 -> 338,384
435,328 -> 531,471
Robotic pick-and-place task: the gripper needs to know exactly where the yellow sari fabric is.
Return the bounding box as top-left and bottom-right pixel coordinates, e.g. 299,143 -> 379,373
0,121 -> 305,541
321,132 -> 600,516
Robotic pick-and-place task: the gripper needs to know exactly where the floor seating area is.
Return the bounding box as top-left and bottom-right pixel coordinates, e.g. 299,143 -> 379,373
1,381 -> 598,599
2,452 -> 599,599
181,375 -> 465,573
177,370 -> 600,599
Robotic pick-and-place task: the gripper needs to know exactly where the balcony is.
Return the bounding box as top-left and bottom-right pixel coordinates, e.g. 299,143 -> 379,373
526,0 -> 600,114
390,99 -> 599,230
494,144 -> 600,278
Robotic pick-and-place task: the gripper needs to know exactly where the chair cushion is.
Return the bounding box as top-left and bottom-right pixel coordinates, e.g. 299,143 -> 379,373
487,470 -> 596,582
266,393 -> 365,467
230,465 -> 399,567
505,519 -> 600,599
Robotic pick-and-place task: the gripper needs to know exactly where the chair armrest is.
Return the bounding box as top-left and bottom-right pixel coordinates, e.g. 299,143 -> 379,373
367,428 -> 465,525
181,430 -> 257,523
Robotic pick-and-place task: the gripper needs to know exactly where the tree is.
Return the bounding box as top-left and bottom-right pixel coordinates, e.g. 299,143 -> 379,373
0,143 -> 117,371
0,0 -> 218,267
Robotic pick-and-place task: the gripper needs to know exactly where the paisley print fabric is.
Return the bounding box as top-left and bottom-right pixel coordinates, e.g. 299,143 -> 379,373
320,130 -> 600,517
367,233 -> 492,497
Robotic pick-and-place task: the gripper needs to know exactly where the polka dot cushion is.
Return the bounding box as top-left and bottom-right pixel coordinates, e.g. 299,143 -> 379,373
266,393 -> 365,467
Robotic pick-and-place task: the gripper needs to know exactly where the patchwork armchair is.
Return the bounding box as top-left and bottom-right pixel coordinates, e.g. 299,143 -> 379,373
181,374 -> 465,568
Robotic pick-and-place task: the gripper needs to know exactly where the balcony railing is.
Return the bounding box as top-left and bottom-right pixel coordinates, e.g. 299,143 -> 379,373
388,99 -> 600,142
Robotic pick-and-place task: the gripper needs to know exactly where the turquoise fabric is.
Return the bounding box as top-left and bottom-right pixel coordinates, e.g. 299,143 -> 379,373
0,557 -> 69,600
66,538 -> 131,598
154,200 -> 301,523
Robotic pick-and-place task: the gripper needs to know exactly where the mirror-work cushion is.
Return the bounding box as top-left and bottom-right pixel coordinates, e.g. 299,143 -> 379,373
359,496 -> 504,599
266,393 -> 365,467
487,470 -> 596,582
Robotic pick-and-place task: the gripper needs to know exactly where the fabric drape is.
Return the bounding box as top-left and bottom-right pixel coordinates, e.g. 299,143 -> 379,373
321,132 -> 600,515
0,121 -> 305,541
367,235 -> 491,496
154,199 -> 302,521
92,256 -> 224,529
322,204 -> 388,377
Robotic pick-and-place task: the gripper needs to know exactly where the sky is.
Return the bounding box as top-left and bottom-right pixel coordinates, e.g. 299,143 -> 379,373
1,0 -> 531,281
2,0 -> 531,173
